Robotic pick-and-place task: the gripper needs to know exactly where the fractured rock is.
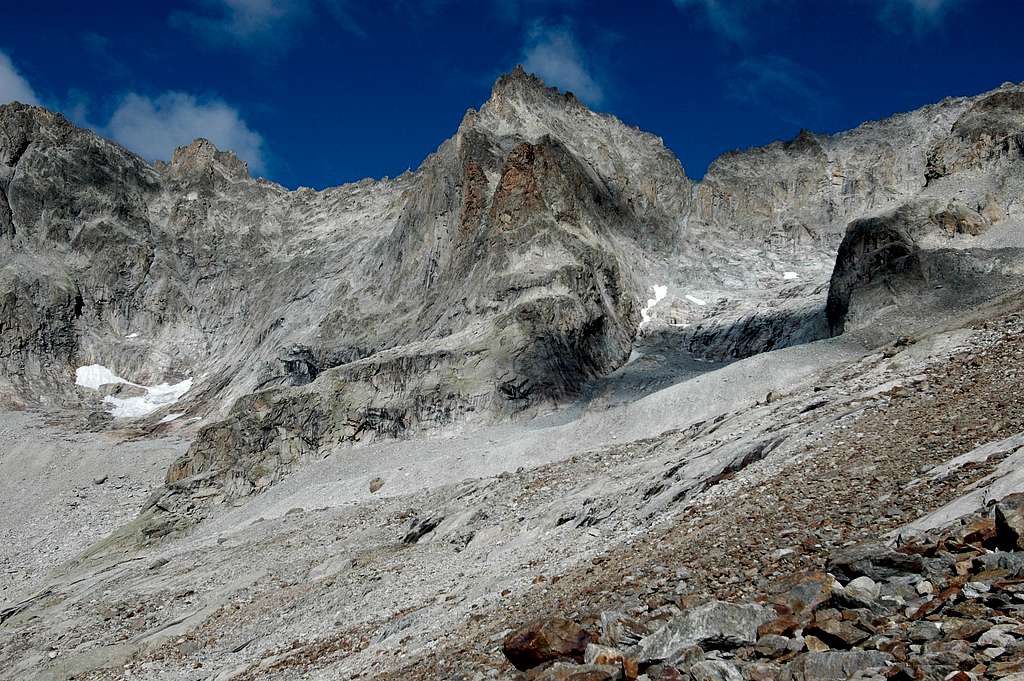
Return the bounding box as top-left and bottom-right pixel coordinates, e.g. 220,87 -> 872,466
638,601 -> 771,663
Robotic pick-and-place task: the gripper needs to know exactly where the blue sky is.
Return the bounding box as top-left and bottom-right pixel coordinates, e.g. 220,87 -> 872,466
1,1 -> 1021,189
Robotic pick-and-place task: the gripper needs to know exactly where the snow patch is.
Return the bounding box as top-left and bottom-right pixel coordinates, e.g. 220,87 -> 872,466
75,364 -> 192,419
75,364 -> 133,390
685,294 -> 707,306
126,332 -> 139,339
639,285 -> 667,330
783,271 -> 799,280
159,412 -> 185,424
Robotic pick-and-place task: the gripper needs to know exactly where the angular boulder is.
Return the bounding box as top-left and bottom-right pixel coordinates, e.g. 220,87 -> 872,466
994,493 -> 1024,550
503,617 -> 595,671
780,651 -> 894,680
827,543 -> 923,583
638,601 -> 772,663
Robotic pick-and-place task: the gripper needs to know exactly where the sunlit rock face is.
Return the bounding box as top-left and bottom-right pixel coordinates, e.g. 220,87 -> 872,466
2,72 -> 1023,504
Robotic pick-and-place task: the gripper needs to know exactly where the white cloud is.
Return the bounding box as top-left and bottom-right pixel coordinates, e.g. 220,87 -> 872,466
104,92 -> 266,173
0,50 -> 40,106
672,0 -> 748,42
521,23 -> 604,105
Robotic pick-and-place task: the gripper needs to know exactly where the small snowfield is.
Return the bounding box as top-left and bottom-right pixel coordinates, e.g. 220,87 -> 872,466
75,364 -> 192,418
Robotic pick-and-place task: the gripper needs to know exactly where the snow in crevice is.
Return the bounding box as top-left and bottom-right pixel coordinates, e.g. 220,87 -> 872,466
639,285 -> 667,331
783,271 -> 799,280
75,364 -> 192,419
685,294 -> 707,306
159,412 -> 185,424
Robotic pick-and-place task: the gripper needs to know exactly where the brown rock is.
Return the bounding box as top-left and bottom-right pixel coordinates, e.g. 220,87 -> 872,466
771,571 -> 834,616
995,493 -> 1024,550
645,664 -> 688,681
804,634 -> 830,652
369,477 -> 385,493
758,615 -> 801,638
942,618 -> 990,641
805,617 -> 870,649
504,617 -> 595,671
954,516 -> 997,547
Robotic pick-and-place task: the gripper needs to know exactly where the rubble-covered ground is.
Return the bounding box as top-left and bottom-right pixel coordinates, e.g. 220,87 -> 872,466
3,300 -> 1024,681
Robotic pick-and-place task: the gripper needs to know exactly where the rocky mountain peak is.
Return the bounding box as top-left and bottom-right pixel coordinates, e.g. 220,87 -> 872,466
486,65 -> 586,116
166,137 -> 249,181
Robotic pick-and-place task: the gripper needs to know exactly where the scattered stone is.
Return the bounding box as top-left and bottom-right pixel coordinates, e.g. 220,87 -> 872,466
977,627 -> 1016,648
805,617 -> 870,648
688,660 -> 742,681
803,635 -> 830,652
503,617 -> 594,671
942,618 -> 989,641
599,612 -> 649,649
369,477 -> 385,494
780,651 -> 893,681
773,571 -> 835,617
961,581 -> 990,599
843,576 -> 880,604
93,475 -> 107,485
532,662 -> 624,681
638,601 -> 771,663
754,634 -> 790,659
828,543 -> 923,582
995,493 -> 1024,550
908,621 -> 941,642
583,643 -> 633,676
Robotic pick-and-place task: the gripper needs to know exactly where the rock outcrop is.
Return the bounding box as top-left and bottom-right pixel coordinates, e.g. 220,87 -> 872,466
826,84 -> 1024,337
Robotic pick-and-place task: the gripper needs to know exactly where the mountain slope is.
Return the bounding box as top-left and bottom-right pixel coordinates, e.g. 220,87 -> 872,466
1,72 -> 1024,681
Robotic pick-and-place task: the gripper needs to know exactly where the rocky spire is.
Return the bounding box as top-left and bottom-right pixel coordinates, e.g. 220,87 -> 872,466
168,138 -> 249,181
488,65 -> 583,110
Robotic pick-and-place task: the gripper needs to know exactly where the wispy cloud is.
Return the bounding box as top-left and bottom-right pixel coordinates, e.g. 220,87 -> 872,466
521,22 -> 604,105
0,50 -> 40,106
103,92 -> 267,173
671,0 -> 750,42
171,0 -> 312,46
726,55 -> 833,127
171,0 -> 365,48
879,0 -> 962,32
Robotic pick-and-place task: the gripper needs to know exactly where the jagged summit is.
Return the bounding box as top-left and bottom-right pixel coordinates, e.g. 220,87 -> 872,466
165,137 -> 250,180
489,64 -> 583,107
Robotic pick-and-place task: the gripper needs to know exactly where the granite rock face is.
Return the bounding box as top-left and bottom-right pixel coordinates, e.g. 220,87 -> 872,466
2,71 -> 1023,507
826,84 -> 1024,338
